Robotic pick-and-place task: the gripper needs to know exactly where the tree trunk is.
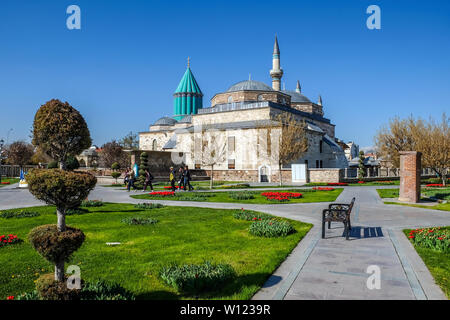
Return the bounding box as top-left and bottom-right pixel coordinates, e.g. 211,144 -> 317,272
59,160 -> 66,171
55,207 -> 66,282
279,163 -> 282,187
210,165 -> 214,190
442,174 -> 447,187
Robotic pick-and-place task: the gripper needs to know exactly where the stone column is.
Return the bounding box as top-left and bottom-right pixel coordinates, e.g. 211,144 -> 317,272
399,151 -> 422,203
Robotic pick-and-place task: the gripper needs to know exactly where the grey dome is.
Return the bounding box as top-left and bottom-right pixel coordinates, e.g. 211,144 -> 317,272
179,115 -> 192,123
227,80 -> 273,92
154,116 -> 177,126
282,90 -> 311,103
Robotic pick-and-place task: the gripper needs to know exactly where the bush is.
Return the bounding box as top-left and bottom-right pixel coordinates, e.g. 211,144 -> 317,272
66,156 -> 80,171
81,200 -> 103,207
228,191 -> 255,200
160,261 -> 236,294
35,273 -> 82,300
407,227 -> 449,253
28,224 -> 85,263
219,183 -> 251,189
65,208 -> 89,216
121,217 -> 159,225
249,219 -> 295,238
134,203 -> 164,210
111,171 -> 121,183
0,210 -> 40,219
233,209 -> 272,221
47,161 -> 58,169
111,162 -> 120,171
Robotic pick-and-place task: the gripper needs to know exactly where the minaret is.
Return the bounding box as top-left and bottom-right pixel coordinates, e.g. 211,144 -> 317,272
318,94 -> 323,106
295,80 -> 301,93
173,58 -> 203,120
270,36 -> 283,91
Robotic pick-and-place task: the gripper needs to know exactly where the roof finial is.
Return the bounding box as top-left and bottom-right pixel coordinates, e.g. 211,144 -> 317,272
296,80 -> 301,93
318,94 -> 323,106
187,56 -> 190,68
249,73 -> 251,81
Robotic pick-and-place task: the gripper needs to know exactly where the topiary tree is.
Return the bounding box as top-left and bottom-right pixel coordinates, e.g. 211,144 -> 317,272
66,156 -> 80,171
111,171 -> 121,184
136,152 -> 149,188
111,162 -> 120,171
358,151 -> 365,180
32,99 -> 91,170
27,169 -> 96,282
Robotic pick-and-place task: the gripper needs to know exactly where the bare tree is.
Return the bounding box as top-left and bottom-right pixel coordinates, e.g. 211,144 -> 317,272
5,141 -> 35,168
190,124 -> 226,189
99,140 -> 129,169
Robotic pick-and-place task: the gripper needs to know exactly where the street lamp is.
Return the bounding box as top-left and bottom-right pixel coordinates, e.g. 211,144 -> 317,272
0,139 -> 5,183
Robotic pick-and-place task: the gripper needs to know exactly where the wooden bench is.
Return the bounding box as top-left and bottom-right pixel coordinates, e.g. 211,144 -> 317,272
322,197 -> 355,240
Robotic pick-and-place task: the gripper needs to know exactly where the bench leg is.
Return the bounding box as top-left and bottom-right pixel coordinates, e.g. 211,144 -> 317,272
345,222 -> 350,240
322,220 -> 326,239
348,219 -> 352,230
328,220 -> 331,229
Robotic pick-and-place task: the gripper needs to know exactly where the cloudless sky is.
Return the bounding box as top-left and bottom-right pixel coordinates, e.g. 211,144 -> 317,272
0,0 -> 449,148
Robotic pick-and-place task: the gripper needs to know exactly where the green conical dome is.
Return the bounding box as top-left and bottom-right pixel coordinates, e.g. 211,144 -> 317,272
173,66 -> 203,120
175,67 -> 203,94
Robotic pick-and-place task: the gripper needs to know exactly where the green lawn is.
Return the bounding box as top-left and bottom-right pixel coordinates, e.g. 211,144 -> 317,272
131,188 -> 343,204
377,188 -> 400,198
0,177 -> 19,187
403,228 -> 450,298
384,202 -> 450,212
0,203 -> 311,300
306,181 -> 400,187
378,187 -> 450,212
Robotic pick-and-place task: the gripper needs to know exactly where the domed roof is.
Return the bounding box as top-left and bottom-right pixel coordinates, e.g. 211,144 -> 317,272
154,116 -> 177,126
179,115 -> 192,123
227,80 -> 274,92
282,90 -> 311,103
175,67 -> 202,94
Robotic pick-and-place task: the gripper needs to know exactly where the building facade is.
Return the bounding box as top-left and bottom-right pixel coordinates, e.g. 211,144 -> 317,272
139,37 -> 349,182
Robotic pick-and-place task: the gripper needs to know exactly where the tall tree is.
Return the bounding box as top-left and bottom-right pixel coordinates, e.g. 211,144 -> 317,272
99,140 -> 129,169
120,131 -> 139,150
358,150 -> 365,180
32,99 -> 91,170
5,141 -> 35,168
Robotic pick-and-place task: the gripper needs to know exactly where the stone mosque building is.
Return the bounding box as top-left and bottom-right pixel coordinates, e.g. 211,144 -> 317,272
139,37 -> 348,182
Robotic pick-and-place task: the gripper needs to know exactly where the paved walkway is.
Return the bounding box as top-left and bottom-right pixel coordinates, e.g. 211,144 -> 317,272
1,184 -> 448,300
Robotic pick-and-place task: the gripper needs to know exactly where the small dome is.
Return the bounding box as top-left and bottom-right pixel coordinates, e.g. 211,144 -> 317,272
154,117 -> 177,126
179,115 -> 192,123
227,80 -> 273,92
282,90 -> 311,103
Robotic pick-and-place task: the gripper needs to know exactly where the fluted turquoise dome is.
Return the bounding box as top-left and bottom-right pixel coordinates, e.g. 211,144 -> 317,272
173,67 -> 203,120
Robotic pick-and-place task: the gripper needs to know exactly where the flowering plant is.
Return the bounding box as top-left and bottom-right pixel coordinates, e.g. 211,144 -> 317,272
357,181 -> 365,184
261,192 -> 302,202
327,183 -> 348,186
425,184 -> 444,187
0,234 -> 21,248
407,227 -> 449,253
312,187 -> 335,191
148,191 -> 175,197
6,296 -> 14,300
1,181 -> 11,185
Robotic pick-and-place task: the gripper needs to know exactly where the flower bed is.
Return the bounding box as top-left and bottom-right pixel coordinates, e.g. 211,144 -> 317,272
408,227 -> 449,253
426,184 -> 444,187
327,183 -> 348,186
0,234 -> 21,248
358,181 -> 365,184
1,181 -> 10,185
148,191 -> 175,197
261,192 -> 302,202
249,219 -> 295,237
312,187 -> 335,191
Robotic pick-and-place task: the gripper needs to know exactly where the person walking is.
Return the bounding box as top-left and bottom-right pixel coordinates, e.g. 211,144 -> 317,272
124,168 -> 130,186
183,165 -> 194,191
127,168 -> 137,192
143,168 -> 154,192
178,167 -> 185,191
169,166 -> 176,192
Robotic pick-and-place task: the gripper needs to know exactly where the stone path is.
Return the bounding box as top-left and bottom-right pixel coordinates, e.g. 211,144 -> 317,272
1,184 -> 448,300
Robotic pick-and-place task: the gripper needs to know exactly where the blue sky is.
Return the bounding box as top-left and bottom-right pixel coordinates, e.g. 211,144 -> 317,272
0,0 -> 449,148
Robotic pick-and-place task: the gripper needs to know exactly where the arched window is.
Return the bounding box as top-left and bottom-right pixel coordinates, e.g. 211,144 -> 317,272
257,94 -> 263,101
152,139 -> 157,150
228,96 -> 233,103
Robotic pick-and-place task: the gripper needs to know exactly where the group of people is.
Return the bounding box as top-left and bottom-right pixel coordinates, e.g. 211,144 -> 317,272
123,165 -> 193,192
169,165 -> 194,192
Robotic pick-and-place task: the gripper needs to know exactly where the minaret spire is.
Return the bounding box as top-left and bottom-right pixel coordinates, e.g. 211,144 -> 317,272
296,80 -> 301,93
318,94 -> 323,106
270,35 -> 283,91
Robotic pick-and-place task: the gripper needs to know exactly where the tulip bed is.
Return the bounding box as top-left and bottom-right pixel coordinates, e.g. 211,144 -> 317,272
404,226 -> 450,298
0,234 -> 21,248
261,192 -> 302,202
0,203 -> 312,300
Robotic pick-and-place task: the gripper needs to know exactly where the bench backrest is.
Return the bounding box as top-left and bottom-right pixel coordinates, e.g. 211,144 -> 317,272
348,197 -> 356,214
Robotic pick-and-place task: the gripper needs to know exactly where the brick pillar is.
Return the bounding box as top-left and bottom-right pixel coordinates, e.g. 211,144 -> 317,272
399,151 -> 421,203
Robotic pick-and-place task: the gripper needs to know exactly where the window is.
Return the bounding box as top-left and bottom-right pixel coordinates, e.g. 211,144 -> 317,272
228,159 -> 235,169
195,162 -> 201,170
152,139 -> 157,150
228,96 -> 233,103
319,140 -> 323,153
316,160 -> 319,168
320,160 -> 323,168
228,136 -> 235,152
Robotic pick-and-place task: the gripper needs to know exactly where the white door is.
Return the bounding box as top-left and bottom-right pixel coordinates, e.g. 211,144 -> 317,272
291,164 -> 306,183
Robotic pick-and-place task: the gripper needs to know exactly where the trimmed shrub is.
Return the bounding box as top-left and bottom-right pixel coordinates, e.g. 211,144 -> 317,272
134,203 -> 164,210
81,200 -> 103,207
249,220 -> 295,238
28,224 -> 85,263
160,261 -> 236,294
229,191 -> 255,200
233,209 -> 272,221
0,210 -> 40,219
65,208 -> 89,216
121,217 -> 159,225
35,273 -> 82,300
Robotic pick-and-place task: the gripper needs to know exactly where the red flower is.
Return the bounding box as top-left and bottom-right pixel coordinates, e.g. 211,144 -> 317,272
409,236 -> 414,238
6,296 -> 14,300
